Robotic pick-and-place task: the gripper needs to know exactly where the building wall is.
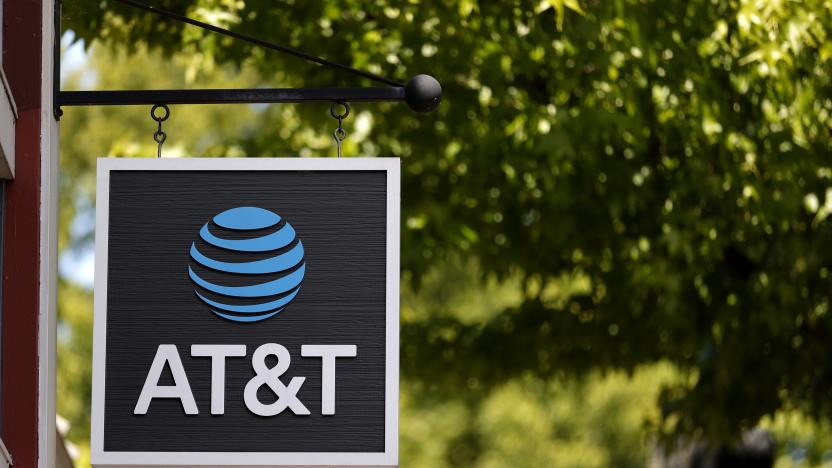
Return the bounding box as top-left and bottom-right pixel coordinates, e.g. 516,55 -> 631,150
1,0 -> 58,467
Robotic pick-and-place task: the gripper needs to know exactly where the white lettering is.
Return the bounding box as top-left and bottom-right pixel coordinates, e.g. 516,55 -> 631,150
243,343 -> 310,416
301,345 -> 357,415
134,345 -> 198,415
191,344 -> 247,415
136,343 -> 360,417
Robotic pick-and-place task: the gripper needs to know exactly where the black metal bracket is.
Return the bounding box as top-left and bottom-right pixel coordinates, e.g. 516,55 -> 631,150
53,0 -> 442,120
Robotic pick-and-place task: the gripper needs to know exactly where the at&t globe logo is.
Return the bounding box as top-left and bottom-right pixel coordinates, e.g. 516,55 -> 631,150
187,207 -> 305,323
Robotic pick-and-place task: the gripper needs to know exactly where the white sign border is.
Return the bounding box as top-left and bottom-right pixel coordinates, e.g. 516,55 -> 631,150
92,157 -> 400,467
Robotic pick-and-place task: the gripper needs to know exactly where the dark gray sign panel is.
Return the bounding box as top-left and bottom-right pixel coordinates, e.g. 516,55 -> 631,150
91,158 -> 399,467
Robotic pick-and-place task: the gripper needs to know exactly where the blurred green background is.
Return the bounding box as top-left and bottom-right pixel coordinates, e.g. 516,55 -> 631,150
56,0 -> 832,466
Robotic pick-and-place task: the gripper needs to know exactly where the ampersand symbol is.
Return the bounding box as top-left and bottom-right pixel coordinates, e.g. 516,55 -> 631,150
243,343 -> 310,416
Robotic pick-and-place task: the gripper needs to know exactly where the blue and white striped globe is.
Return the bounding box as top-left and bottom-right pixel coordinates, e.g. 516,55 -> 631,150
188,207 -> 305,323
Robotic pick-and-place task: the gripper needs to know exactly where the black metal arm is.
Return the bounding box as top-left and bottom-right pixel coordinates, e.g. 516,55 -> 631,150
53,0 -> 442,119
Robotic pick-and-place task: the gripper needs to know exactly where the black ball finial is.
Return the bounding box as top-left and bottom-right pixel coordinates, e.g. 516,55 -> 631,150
405,74 -> 442,113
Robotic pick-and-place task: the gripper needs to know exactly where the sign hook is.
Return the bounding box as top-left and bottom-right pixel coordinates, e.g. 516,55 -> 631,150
151,104 -> 170,158
330,102 -> 350,158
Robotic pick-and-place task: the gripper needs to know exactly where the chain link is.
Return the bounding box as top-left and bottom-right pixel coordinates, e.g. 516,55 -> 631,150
151,104 -> 170,158
330,102 -> 350,158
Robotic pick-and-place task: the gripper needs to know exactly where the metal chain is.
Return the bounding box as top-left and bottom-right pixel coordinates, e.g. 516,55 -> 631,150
151,104 -> 170,158
330,102 -> 350,158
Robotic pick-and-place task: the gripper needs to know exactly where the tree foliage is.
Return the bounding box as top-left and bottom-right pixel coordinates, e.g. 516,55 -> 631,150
62,0 -> 832,449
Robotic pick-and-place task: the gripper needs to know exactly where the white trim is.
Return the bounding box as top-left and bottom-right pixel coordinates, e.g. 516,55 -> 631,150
92,157 -> 400,467
385,162 -> 400,463
0,66 -> 16,179
0,69 -> 17,119
96,156 -> 399,172
0,438 -> 13,468
39,2 -> 60,468
90,160 -> 110,465
93,465 -> 395,468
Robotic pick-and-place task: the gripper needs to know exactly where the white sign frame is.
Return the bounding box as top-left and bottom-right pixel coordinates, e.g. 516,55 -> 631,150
92,157 -> 400,467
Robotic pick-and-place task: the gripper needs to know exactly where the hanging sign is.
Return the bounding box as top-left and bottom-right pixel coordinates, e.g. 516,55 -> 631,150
91,158 -> 399,467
